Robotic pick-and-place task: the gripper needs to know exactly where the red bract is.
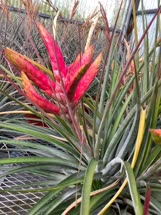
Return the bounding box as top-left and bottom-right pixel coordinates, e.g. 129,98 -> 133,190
67,46 -> 94,79
37,22 -> 67,81
5,22 -> 102,116
22,72 -> 60,114
66,46 -> 95,100
74,52 -> 103,104
5,48 -> 56,97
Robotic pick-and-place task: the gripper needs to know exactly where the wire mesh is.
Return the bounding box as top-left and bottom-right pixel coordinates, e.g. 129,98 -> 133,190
0,172 -> 46,215
0,148 -> 47,215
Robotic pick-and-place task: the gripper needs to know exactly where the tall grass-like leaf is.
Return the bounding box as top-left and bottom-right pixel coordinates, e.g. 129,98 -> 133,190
80,159 -> 97,215
124,162 -> 143,215
0,156 -> 79,169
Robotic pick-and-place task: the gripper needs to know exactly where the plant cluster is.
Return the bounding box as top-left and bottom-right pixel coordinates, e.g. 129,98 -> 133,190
0,1 -> 160,215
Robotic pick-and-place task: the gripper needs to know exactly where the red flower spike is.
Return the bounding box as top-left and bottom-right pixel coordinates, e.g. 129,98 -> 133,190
5,22 -> 103,117
5,48 -> 56,96
37,22 -> 67,81
22,72 -> 60,114
74,52 -> 103,104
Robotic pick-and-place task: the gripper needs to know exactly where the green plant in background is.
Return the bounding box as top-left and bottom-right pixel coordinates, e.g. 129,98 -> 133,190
0,1 -> 161,215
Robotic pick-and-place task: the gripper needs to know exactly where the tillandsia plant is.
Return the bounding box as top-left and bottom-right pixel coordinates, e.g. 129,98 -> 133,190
0,1 -> 161,215
4,21 -> 102,158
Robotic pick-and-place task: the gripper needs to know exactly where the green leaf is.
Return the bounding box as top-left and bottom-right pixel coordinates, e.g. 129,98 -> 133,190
0,156 -> 79,170
29,173 -> 84,214
124,162 -> 143,215
80,159 -> 98,215
45,188 -> 77,215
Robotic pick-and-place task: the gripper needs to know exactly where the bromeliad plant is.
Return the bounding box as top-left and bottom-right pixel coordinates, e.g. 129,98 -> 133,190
3,22 -> 102,160
0,1 -> 161,215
